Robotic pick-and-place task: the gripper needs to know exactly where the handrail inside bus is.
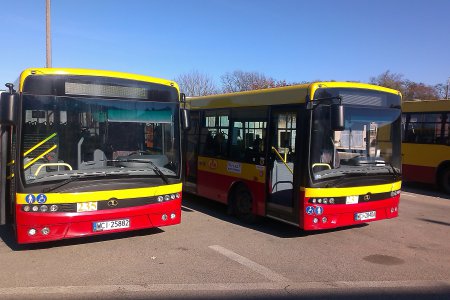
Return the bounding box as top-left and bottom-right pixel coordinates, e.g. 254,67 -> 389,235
311,163 -> 332,171
271,146 -> 293,174
34,163 -> 73,176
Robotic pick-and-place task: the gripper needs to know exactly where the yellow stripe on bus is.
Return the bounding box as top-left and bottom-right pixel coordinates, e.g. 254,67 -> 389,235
303,181 -> 401,198
16,183 -> 182,205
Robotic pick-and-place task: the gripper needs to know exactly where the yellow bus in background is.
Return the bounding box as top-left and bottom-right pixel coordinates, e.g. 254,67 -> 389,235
402,100 -> 450,193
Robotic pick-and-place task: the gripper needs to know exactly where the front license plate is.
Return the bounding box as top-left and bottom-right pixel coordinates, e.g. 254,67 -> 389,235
93,219 -> 130,232
355,211 -> 376,221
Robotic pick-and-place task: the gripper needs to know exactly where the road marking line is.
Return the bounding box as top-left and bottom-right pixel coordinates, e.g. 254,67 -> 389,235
0,280 -> 449,296
402,192 -> 417,197
209,245 -> 290,283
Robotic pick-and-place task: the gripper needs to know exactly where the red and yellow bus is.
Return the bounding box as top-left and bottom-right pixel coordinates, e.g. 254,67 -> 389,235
402,99 -> 450,193
0,68 -> 188,244
184,82 -> 402,230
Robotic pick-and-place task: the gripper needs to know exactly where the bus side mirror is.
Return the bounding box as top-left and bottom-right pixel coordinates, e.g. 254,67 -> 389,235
181,108 -> 191,131
0,91 -> 19,125
331,103 -> 344,131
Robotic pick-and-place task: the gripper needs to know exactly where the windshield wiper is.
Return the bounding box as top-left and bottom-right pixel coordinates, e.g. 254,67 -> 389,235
41,172 -> 131,193
109,159 -> 169,184
42,175 -> 81,193
388,163 -> 400,180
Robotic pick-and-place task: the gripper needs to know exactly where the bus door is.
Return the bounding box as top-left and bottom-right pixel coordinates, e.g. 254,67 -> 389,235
184,111 -> 200,193
266,108 -> 299,224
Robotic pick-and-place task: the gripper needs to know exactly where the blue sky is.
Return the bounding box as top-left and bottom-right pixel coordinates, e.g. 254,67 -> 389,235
0,0 -> 449,88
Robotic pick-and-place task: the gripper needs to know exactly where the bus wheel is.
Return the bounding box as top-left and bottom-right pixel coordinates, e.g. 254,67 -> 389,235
233,185 -> 256,223
439,167 -> 450,194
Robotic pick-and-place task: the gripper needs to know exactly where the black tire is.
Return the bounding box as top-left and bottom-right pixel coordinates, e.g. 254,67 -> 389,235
439,167 -> 450,194
232,185 -> 257,223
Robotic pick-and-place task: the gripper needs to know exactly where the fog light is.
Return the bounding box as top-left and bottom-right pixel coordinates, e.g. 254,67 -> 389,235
32,206 -> 39,212
322,217 -> 328,223
395,207 -> 398,212
391,208 -> 395,213
157,196 -> 164,202
28,228 -> 37,236
23,206 -> 30,212
170,213 -> 176,220
313,218 -> 319,224
41,227 -> 50,235
40,205 -> 48,212
162,214 -> 168,221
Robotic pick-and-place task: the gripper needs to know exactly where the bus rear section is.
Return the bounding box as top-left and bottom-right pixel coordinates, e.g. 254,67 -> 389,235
1,68 -> 184,244
184,82 -> 402,230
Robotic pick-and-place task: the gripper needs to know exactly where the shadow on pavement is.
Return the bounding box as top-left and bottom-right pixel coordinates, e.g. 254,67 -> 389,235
182,194 -> 367,239
402,182 -> 450,200
0,224 -> 164,251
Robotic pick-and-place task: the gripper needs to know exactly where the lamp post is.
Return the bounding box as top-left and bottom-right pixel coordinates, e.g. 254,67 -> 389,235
46,0 -> 51,68
446,77 -> 449,100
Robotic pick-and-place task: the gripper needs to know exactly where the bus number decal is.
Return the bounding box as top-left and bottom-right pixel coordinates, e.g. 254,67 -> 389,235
227,161 -> 242,174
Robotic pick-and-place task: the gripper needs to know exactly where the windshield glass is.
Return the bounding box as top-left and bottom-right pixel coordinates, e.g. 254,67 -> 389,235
310,104 -> 401,185
21,94 -> 180,185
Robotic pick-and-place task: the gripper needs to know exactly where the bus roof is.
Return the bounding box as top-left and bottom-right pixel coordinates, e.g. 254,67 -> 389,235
402,99 -> 450,113
17,68 -> 179,92
187,81 -> 400,109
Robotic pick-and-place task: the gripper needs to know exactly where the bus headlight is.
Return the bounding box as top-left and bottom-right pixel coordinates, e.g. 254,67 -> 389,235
157,196 -> 164,202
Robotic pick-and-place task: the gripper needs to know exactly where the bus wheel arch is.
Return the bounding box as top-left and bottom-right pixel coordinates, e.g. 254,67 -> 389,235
437,161 -> 450,194
228,182 -> 257,223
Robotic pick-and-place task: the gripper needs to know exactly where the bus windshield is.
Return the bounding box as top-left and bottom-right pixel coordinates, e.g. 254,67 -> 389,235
310,104 -> 401,185
21,94 -> 180,185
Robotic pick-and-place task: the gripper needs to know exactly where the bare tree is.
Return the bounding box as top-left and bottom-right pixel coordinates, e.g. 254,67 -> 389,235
369,70 -> 405,92
221,70 -> 277,93
370,70 -> 439,101
174,70 -> 218,97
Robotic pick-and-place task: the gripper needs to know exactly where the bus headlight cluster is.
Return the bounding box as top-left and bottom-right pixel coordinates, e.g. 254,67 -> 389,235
310,198 -> 335,205
23,204 -> 59,213
390,190 -> 401,197
157,193 -> 181,203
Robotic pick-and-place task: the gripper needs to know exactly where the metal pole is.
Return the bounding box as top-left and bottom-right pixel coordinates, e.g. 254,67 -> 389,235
446,77 -> 449,100
46,0 -> 52,68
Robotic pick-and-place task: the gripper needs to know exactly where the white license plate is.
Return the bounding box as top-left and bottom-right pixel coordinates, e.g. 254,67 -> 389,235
355,211 -> 376,221
93,219 -> 130,232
